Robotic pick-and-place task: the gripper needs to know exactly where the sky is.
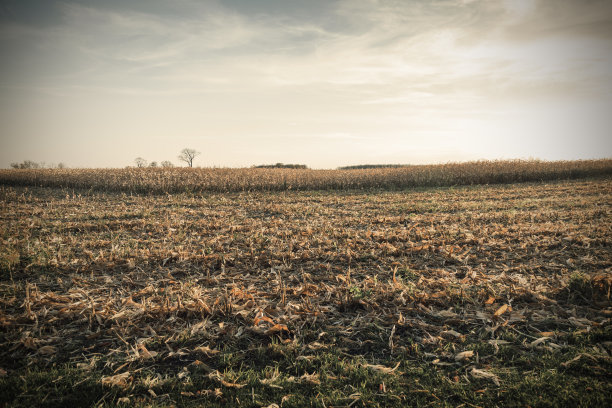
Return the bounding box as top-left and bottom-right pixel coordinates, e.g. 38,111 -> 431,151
0,0 -> 611,169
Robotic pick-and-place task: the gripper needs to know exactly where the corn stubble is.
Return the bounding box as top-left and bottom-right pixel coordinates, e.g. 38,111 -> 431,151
0,177 -> 611,407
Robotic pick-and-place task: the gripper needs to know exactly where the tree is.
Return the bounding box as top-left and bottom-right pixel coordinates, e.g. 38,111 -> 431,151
178,148 -> 200,167
161,161 -> 174,168
149,161 -> 158,168
134,157 -> 147,168
10,160 -> 41,169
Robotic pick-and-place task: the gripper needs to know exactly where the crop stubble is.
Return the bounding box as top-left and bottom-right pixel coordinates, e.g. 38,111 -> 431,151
0,178 -> 611,406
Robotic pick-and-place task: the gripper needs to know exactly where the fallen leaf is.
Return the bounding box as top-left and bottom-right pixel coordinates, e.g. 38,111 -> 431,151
194,345 -> 220,356
137,343 -> 157,359
485,296 -> 496,305
307,342 -> 328,350
208,370 -> 246,388
364,362 -> 401,374
300,372 -> 320,385
493,304 -> 509,318
101,372 -> 132,389
221,379 -> 246,388
441,330 -> 464,339
254,315 -> 275,326
470,368 -> 500,386
455,350 -> 474,362
487,340 -> 510,346
266,323 -> 289,335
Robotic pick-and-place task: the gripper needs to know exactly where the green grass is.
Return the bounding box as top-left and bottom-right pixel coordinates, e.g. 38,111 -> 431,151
2,326 -> 611,407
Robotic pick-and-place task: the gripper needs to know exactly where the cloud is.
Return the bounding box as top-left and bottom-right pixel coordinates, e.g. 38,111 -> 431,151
1,0 -> 610,168
4,0 -> 610,100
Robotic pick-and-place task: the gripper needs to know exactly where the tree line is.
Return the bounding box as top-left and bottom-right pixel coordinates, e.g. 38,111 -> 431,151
134,148 -> 200,168
11,160 -> 66,169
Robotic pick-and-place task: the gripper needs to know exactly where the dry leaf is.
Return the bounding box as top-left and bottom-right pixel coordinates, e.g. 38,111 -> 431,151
487,340 -> 510,346
493,304 -> 509,318
454,350 -> 474,362
101,372 -> 132,389
221,379 -> 246,388
266,323 -> 289,335
300,372 -> 320,385
364,362 -> 400,374
194,345 -> 220,356
470,368 -> 500,386
441,330 -> 464,339
254,315 -> 275,326
307,342 -> 328,350
484,296 -> 496,305
137,344 -> 157,359
209,371 -> 246,388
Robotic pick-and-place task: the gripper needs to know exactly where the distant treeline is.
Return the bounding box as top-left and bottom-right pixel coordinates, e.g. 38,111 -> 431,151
253,163 -> 308,169
1,159 -> 611,194
338,164 -> 410,170
10,160 -> 66,169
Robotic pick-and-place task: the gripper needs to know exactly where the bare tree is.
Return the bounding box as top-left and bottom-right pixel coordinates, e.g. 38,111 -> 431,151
11,160 -> 41,169
134,157 -> 147,168
149,161 -> 158,168
161,160 -> 174,168
178,148 -> 200,167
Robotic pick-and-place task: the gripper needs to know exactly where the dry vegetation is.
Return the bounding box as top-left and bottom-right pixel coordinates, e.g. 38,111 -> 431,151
0,159 -> 610,193
0,176 -> 611,407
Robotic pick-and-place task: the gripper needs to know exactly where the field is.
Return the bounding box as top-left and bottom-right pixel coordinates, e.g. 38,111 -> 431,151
1,159 -> 611,193
0,173 -> 611,407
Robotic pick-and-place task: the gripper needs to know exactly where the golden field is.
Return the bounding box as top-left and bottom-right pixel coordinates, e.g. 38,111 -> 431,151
0,159 -> 611,193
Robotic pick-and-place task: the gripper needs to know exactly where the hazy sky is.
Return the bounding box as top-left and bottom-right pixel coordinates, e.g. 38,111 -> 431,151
1,0 -> 611,168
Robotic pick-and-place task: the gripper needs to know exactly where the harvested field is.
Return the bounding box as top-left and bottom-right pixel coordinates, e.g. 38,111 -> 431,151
0,178 -> 611,407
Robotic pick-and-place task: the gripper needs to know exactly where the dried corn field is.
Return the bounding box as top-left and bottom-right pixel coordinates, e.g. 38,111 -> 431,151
0,159 -> 611,193
0,178 -> 611,407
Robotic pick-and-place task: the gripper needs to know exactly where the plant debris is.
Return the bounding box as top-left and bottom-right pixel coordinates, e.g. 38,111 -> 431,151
0,178 -> 611,406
